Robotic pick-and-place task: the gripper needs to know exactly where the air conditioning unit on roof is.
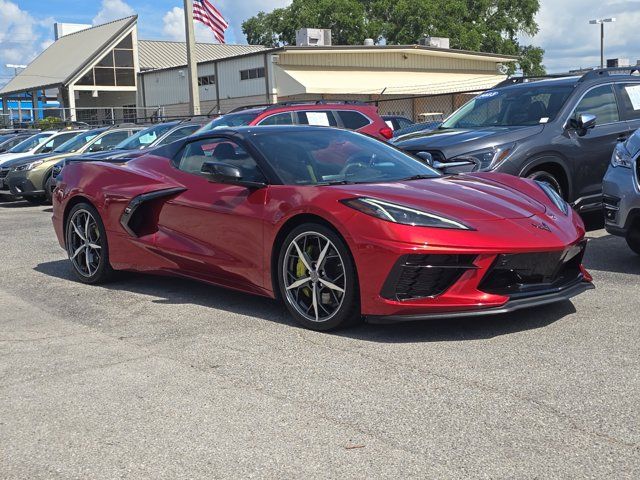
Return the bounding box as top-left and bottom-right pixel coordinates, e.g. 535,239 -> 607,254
296,28 -> 332,46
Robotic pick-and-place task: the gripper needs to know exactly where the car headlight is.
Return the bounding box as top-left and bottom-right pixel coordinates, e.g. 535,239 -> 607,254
340,197 -> 472,230
536,180 -> 569,216
611,143 -> 633,168
14,160 -> 44,172
450,143 -> 516,171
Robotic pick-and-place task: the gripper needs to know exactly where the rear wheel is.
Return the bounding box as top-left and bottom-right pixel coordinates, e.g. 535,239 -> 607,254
526,170 -> 563,198
44,172 -> 54,203
277,223 -> 361,331
626,225 -> 640,255
65,202 -> 114,284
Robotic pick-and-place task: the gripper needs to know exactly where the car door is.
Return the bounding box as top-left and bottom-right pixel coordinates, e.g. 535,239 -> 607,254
565,84 -> 629,202
154,136 -> 268,293
613,82 -> 640,134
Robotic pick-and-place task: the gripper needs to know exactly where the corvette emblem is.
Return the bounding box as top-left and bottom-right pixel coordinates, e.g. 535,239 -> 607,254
531,221 -> 552,232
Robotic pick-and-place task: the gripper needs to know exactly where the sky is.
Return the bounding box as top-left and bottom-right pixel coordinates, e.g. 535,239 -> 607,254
1,0 -> 640,87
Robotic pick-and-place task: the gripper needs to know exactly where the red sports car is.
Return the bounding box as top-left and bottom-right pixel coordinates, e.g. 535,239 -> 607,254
52,126 -> 593,331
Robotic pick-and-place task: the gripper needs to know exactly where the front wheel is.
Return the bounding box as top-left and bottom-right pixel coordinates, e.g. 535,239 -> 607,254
626,226 -> 640,255
526,170 -> 564,199
65,202 -> 115,284
277,223 -> 361,331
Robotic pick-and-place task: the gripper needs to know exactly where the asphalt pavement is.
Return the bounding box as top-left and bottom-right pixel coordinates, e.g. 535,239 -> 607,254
0,201 -> 638,479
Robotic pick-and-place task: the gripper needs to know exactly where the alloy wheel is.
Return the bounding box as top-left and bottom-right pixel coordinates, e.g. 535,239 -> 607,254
67,209 -> 103,278
282,231 -> 346,323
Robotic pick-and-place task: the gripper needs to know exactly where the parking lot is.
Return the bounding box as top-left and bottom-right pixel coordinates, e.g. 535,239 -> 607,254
0,201 -> 638,478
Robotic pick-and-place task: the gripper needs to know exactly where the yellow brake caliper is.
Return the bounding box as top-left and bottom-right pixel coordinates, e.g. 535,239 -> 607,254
297,245 -> 313,297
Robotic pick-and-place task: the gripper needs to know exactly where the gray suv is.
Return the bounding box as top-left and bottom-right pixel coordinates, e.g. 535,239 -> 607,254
602,129 -> 640,254
393,68 -> 640,212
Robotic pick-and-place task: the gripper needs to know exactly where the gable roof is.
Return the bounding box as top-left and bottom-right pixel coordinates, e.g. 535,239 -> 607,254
0,16 -> 137,96
137,41 -> 265,71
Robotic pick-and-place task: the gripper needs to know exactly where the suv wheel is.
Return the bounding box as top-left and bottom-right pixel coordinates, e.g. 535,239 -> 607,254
626,226 -> 640,255
526,170 -> 563,198
44,172 -> 54,203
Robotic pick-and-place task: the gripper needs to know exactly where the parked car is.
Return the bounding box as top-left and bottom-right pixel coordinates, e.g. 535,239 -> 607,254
199,101 -> 393,140
382,115 -> 414,131
52,126 -> 592,331
0,129 -> 82,166
3,125 -> 143,204
392,68 -> 640,212
0,133 -> 34,153
49,120 -> 207,192
602,128 -> 640,254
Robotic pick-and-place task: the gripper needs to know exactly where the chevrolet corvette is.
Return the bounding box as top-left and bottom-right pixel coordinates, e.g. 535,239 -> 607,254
52,126 -> 593,330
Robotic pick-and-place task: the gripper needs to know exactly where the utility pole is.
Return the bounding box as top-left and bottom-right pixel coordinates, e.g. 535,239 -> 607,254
183,0 -> 201,115
589,18 -> 616,69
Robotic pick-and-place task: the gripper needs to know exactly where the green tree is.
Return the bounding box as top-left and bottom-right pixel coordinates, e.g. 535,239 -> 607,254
241,0 -> 545,75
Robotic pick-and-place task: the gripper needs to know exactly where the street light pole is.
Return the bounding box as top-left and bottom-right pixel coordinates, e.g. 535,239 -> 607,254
589,18 -> 616,69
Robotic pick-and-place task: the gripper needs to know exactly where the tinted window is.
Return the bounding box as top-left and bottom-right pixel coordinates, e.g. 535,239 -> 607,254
156,125 -> 200,146
176,138 -> 265,182
252,129 -> 440,186
397,117 -> 413,128
258,112 -> 294,125
8,133 -> 53,153
54,129 -> 104,153
88,131 -> 131,152
574,84 -> 619,124
38,132 -> 80,153
337,110 -> 370,130
614,83 -> 640,120
296,111 -> 338,127
442,85 -> 574,128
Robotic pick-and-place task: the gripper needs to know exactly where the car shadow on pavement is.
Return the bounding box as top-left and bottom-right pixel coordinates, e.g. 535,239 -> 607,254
0,199 -> 32,208
583,233 -> 640,275
35,259 -> 579,343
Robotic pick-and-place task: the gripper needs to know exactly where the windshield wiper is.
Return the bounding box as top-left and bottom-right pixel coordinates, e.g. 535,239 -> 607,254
399,174 -> 436,181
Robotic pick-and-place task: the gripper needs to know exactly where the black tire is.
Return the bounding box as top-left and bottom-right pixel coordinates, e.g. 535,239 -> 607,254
626,226 -> 640,255
526,170 -> 564,199
277,223 -> 361,331
65,202 -> 115,284
43,172 -> 54,204
24,195 -> 46,205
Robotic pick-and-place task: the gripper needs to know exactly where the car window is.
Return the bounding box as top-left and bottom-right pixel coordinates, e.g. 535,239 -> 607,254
614,83 -> 640,120
117,123 -> 175,150
573,84 -> 620,124
252,129 -> 440,186
199,112 -> 260,131
88,130 -> 132,152
54,129 -> 103,153
397,117 -> 413,129
176,138 -> 265,183
8,133 -> 53,153
156,125 -> 201,146
296,111 -> 338,127
37,132 -> 80,153
337,110 -> 370,130
258,112 -> 294,126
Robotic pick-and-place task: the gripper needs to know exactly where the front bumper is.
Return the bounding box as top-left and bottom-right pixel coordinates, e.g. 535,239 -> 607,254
367,277 -> 593,323
6,171 -> 45,197
602,163 -> 640,237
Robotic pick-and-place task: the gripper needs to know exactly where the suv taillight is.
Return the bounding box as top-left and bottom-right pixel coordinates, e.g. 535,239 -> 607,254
379,126 -> 393,140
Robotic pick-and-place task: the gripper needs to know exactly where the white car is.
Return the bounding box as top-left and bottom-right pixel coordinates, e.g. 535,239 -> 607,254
0,130 -> 84,166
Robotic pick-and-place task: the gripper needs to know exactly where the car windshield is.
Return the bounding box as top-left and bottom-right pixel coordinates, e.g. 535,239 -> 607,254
116,123 -> 175,150
252,129 -> 441,186
8,133 -> 53,153
199,112 -> 260,132
441,84 -> 574,129
53,129 -> 103,153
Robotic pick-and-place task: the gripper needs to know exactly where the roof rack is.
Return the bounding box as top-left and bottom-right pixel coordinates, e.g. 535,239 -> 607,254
493,74 -> 575,89
228,104 -> 271,113
263,99 -> 370,111
578,66 -> 640,82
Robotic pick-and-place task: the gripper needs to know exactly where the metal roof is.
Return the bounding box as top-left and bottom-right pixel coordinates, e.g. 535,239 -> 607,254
0,16 -> 137,96
137,41 -> 266,71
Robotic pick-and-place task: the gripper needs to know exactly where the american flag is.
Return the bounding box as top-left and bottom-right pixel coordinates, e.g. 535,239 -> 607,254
192,0 -> 229,44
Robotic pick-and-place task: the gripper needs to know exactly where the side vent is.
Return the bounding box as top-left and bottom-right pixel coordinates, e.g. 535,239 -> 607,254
120,187 -> 186,237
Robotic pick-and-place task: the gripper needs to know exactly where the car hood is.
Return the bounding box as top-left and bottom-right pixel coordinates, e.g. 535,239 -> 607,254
1,152 -> 72,168
0,152 -> 34,166
334,175 -> 547,222
392,125 -> 544,151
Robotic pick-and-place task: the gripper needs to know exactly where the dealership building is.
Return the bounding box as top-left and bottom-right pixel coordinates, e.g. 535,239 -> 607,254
1,16 -> 516,123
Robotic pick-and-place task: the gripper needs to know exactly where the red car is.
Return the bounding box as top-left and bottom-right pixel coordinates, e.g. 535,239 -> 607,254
52,126 -> 593,331
200,101 -> 394,141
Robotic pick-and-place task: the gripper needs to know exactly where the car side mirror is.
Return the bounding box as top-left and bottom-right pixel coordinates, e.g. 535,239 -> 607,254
41,146 -> 53,153
201,161 -> 242,182
416,151 -> 434,166
90,144 -> 104,152
571,113 -> 597,136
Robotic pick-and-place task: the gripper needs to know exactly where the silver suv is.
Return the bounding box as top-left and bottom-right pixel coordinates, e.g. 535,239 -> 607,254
602,129 -> 640,254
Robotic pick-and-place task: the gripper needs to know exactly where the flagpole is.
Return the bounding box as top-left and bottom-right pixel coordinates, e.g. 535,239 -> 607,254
183,0 -> 201,115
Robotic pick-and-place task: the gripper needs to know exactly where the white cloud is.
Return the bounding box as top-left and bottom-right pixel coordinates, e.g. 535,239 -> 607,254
162,6 -> 225,43
525,0 -> 640,72
92,0 -> 135,26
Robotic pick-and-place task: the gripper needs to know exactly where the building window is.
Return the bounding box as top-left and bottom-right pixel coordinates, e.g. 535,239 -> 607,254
239,67 -> 265,81
198,75 -> 216,86
76,33 -> 136,87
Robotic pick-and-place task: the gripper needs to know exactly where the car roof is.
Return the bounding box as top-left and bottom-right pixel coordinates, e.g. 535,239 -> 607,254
189,124 -> 349,140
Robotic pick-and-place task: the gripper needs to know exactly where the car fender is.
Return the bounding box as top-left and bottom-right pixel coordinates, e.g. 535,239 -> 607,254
517,152 -> 572,200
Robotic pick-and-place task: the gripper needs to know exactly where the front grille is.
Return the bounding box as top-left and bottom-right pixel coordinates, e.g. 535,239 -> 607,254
381,254 -> 477,300
479,242 -> 586,298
